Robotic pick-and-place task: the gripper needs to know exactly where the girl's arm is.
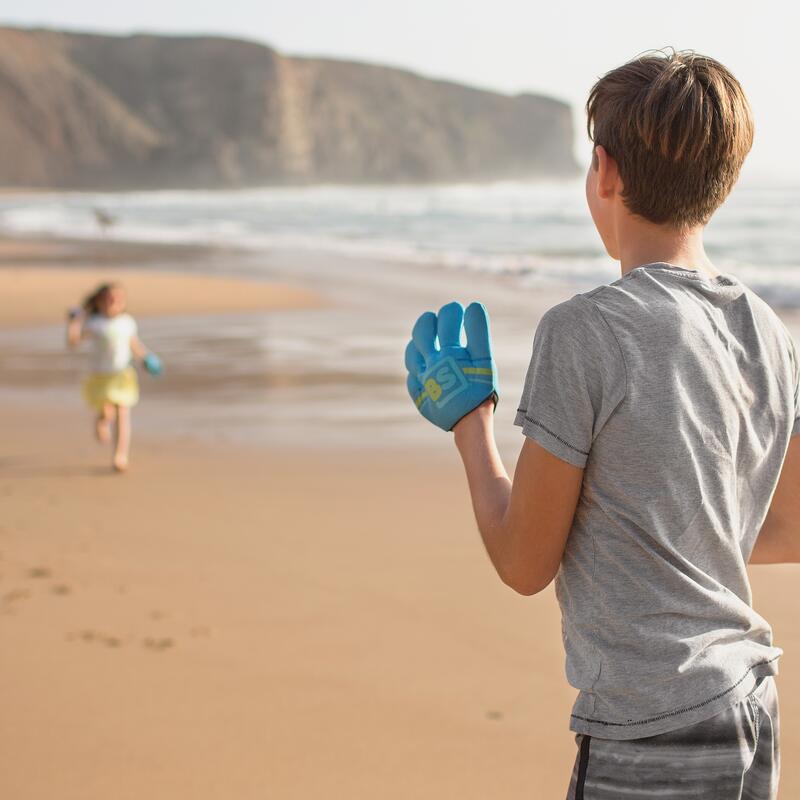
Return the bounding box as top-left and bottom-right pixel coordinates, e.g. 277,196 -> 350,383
66,310 -> 85,348
130,335 -> 149,361
132,334 -> 163,375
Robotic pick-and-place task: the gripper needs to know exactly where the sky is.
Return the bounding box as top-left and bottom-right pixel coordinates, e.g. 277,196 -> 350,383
3,0 -> 798,183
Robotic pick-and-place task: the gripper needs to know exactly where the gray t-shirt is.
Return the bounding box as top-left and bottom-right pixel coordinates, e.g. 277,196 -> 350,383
515,262 -> 800,740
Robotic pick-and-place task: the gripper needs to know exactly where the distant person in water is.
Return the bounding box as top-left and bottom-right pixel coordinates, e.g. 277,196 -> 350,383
66,283 -> 162,472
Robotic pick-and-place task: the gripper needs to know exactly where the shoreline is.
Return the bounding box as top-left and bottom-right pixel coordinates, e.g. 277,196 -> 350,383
0,234 -> 580,456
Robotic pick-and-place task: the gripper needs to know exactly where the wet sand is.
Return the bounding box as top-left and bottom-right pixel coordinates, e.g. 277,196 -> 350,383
2,236 -> 800,798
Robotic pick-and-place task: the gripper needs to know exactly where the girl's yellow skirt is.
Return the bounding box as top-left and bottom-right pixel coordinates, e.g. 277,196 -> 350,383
82,367 -> 139,410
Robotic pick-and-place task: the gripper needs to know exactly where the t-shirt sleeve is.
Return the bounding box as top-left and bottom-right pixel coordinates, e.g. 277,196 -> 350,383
514,295 -> 627,468
126,315 -> 138,338
82,316 -> 100,339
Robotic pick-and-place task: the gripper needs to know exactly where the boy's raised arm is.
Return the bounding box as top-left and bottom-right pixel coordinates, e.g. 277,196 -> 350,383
405,301 -> 583,595
453,402 -> 583,594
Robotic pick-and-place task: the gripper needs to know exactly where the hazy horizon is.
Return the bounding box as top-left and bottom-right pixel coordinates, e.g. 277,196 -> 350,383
2,1 -> 798,184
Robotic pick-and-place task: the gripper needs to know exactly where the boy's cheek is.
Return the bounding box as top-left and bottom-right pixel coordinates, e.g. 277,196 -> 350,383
585,178 -> 602,230
585,169 -> 599,216
584,165 -> 593,197
587,200 -> 617,258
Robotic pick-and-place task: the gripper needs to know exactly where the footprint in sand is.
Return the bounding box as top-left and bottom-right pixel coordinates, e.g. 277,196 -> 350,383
2,587 -> 31,610
51,584 -> 71,596
67,629 -> 122,648
485,710 -> 504,721
27,566 -> 52,579
143,636 -> 174,651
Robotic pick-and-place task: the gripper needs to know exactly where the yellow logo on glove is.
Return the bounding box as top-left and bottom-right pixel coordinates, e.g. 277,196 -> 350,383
424,377 -> 443,402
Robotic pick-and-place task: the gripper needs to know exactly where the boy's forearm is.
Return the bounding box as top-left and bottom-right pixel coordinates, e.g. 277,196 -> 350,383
453,403 -> 514,583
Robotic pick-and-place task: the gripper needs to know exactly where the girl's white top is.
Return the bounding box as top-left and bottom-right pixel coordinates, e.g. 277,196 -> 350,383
83,313 -> 138,374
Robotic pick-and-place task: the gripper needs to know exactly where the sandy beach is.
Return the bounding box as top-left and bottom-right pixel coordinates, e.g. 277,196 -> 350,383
0,238 -> 321,328
2,236 -> 800,798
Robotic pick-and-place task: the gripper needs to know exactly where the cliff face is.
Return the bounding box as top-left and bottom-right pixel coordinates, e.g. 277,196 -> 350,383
0,27 -> 579,189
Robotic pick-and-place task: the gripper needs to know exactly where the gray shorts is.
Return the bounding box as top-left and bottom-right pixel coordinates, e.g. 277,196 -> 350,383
566,675 -> 779,799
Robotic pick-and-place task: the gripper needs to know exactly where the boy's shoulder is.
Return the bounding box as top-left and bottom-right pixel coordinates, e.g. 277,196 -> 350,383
534,290 -> 623,361
543,270 -> 797,369
537,280 -> 630,336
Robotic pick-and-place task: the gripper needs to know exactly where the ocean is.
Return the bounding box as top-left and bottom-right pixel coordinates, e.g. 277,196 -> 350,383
1,179 -> 798,308
1,179 -> 798,452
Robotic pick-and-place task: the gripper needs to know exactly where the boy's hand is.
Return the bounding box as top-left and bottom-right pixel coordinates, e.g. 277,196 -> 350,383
405,301 -> 498,432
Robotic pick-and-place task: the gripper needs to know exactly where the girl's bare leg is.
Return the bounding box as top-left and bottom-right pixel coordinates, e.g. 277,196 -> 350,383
95,402 -> 113,443
113,405 -> 131,472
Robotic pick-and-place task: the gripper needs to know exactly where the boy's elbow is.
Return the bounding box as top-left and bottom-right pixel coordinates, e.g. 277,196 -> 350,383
486,521 -> 561,596
497,563 -> 551,596
505,579 -> 542,597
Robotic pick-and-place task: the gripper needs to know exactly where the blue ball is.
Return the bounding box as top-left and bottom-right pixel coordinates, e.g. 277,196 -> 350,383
143,353 -> 163,376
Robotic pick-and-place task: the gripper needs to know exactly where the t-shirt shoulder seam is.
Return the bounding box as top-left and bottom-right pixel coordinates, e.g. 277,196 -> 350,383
575,293 -> 629,409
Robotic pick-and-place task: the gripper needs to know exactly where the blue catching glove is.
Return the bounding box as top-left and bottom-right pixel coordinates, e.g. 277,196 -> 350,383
143,352 -> 163,376
405,301 -> 498,431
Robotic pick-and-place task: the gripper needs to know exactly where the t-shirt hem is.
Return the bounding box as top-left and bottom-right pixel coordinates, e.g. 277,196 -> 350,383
568,655 -> 780,741
514,411 -> 589,468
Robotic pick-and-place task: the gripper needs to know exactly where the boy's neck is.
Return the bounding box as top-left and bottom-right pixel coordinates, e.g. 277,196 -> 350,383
616,217 -> 718,278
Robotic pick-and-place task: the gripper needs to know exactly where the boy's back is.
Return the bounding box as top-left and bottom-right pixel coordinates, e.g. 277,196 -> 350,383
516,261 -> 798,738
406,49 -> 797,796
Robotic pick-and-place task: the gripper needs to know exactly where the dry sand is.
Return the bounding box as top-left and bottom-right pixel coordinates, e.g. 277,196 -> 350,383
2,237 -> 800,798
0,403 -> 574,799
1,403 -> 799,800
0,265 -> 321,328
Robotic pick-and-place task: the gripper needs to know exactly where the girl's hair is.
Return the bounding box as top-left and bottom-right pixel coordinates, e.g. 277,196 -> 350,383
83,283 -> 120,316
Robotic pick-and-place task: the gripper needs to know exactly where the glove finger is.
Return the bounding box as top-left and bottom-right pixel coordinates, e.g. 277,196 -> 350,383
406,373 -> 425,405
412,311 -> 438,359
405,340 -> 426,374
464,302 -> 492,360
436,301 -> 464,349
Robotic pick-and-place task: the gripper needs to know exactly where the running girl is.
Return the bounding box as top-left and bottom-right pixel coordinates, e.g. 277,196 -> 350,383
66,283 -> 161,472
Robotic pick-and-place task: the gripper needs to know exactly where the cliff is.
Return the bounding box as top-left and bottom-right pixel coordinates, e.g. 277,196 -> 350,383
0,27 -> 579,188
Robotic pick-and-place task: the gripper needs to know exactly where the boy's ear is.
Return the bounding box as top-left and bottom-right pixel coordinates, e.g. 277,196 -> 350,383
594,145 -> 619,200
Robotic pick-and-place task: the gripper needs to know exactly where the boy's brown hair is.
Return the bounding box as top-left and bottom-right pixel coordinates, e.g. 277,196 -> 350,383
586,48 -> 753,228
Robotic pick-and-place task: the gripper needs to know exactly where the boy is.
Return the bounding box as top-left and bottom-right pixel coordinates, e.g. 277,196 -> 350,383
405,49 -> 799,799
